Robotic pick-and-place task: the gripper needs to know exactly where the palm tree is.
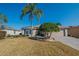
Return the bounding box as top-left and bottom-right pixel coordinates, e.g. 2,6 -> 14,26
0,13 -> 8,29
20,3 -> 42,37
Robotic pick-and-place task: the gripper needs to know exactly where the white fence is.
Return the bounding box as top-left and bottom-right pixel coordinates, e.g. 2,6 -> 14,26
51,30 -> 64,40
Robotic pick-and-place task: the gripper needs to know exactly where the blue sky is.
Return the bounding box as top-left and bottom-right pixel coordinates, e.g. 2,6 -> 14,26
1,3 -> 79,29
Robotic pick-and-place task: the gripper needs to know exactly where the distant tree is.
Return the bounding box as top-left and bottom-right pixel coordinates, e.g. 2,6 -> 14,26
39,22 -> 60,38
56,22 -> 62,26
0,13 -> 8,29
20,3 -> 43,37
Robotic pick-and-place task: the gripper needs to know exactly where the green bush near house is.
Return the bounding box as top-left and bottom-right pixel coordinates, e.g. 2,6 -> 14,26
0,31 -> 6,39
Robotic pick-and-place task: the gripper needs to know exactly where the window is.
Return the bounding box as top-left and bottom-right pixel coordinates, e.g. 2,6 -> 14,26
29,30 -> 32,34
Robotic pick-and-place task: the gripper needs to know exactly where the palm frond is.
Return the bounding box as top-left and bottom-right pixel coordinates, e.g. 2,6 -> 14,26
0,13 -> 8,23
20,6 -> 31,19
29,3 -> 37,9
33,9 -> 42,21
20,3 -> 37,20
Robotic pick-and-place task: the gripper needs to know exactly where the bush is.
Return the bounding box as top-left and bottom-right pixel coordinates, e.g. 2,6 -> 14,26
0,31 -> 6,39
38,22 -> 60,38
7,34 -> 12,37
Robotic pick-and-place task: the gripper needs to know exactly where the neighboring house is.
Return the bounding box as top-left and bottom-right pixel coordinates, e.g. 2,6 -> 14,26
59,26 -> 79,38
59,26 -> 69,36
2,29 -> 15,36
0,25 -> 23,36
67,26 -> 79,38
2,29 -> 23,36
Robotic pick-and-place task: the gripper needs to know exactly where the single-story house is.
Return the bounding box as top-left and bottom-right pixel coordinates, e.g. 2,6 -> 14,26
21,26 -> 39,37
21,25 -> 69,37
22,25 -> 79,38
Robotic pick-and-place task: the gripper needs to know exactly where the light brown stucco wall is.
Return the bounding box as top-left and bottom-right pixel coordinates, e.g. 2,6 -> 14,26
68,26 -> 79,38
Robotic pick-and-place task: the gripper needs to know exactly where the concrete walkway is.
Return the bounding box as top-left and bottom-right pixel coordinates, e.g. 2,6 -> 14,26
51,35 -> 79,50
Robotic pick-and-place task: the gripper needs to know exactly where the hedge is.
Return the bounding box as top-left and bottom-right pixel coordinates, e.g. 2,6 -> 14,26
0,31 -> 6,39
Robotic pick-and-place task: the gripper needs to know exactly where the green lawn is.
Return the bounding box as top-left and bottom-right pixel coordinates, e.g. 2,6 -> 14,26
0,37 -> 79,56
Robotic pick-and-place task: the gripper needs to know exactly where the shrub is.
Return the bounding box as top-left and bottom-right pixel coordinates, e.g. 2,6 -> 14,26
7,34 -> 11,37
0,31 -> 6,39
38,22 -> 60,38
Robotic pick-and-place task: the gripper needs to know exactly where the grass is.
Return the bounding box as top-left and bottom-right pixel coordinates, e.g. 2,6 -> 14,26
0,37 -> 79,56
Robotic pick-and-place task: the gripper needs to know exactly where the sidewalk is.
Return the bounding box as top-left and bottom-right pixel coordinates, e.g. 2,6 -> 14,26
51,35 -> 79,50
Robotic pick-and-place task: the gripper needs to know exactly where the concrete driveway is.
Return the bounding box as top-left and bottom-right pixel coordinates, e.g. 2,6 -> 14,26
51,34 -> 79,50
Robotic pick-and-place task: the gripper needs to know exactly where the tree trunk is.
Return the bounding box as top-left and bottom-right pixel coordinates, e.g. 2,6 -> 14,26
30,20 -> 33,37
49,32 -> 52,39
0,24 -> 1,29
38,19 -> 40,26
46,32 -> 49,38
